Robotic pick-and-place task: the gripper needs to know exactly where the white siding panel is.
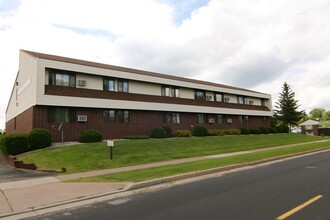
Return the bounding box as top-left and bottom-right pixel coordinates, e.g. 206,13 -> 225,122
37,58 -> 271,100
129,81 -> 161,96
6,51 -> 38,121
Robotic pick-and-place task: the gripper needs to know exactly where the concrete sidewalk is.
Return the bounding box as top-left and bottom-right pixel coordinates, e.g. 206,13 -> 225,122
0,140 -> 329,219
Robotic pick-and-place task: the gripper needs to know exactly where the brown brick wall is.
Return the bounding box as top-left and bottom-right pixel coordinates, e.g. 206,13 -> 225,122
34,106 -> 270,142
7,105 -> 270,142
6,107 -> 34,134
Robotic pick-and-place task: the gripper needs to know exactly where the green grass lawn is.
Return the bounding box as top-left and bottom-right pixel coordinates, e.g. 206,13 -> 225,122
18,134 -> 330,174
72,141 -> 330,183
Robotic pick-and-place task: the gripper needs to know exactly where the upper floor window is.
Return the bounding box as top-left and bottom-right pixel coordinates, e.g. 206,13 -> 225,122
161,85 -> 180,98
261,99 -> 266,106
118,79 -> 129,92
195,90 -> 205,100
238,96 -> 248,104
215,93 -> 223,102
49,69 -> 76,87
48,107 -> 76,123
103,77 -> 115,91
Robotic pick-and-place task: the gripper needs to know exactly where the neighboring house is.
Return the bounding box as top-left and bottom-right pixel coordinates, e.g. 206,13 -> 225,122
299,119 -> 320,136
6,50 -> 273,142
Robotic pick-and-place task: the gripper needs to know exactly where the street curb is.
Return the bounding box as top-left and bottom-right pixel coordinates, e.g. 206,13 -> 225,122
124,146 -> 330,191
1,146 -> 330,219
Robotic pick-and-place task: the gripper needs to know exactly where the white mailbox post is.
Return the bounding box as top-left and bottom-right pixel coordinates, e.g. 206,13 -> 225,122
107,140 -> 114,160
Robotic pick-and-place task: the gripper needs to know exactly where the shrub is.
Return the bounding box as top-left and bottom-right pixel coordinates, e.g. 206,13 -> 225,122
28,128 -> 52,150
192,125 -> 208,137
78,129 -> 102,143
223,129 -> 241,135
240,128 -> 250,135
268,127 -> 277,134
150,128 -> 167,138
1,133 -> 29,155
276,125 -> 289,133
250,128 -> 261,135
174,130 -> 192,137
207,129 -> 219,136
259,127 -> 269,134
162,126 -> 173,137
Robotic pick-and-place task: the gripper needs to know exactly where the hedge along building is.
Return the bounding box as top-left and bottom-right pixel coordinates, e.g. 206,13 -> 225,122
6,50 -> 273,142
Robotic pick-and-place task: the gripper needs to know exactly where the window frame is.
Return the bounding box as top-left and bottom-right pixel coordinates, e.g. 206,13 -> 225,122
48,107 -> 76,123
118,79 -> 129,93
103,77 -> 116,91
195,90 -> 206,100
49,68 -> 76,87
197,113 -> 206,124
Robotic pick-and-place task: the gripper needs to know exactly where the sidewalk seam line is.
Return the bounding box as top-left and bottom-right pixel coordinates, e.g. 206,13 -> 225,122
0,189 -> 14,212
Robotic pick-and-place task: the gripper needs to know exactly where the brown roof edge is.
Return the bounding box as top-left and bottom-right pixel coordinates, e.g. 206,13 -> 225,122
21,49 -> 268,95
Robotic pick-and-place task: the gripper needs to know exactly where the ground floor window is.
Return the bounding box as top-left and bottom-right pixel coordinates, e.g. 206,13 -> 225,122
239,115 -> 249,125
197,113 -> 206,124
48,107 -> 76,123
217,114 -> 226,124
163,112 -> 181,124
103,110 -> 116,122
103,109 -> 130,123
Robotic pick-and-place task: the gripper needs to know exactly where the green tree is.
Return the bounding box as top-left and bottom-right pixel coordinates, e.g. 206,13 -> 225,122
309,108 -> 326,120
323,111 -> 330,120
274,82 -> 304,128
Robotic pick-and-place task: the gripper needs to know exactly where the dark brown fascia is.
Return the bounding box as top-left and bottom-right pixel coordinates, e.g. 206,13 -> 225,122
45,85 -> 271,112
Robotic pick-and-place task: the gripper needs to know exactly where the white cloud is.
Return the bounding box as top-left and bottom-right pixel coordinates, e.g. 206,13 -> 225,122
1,0 -> 330,129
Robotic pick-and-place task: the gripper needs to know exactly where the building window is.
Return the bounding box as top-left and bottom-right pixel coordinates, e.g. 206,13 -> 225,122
162,85 -> 180,98
195,90 -> 205,100
217,115 -> 226,124
261,99 -> 266,106
118,110 -> 130,123
118,79 -> 129,92
215,93 -> 223,102
103,78 -> 116,91
163,112 -> 181,124
104,110 -> 129,123
263,116 -> 267,125
49,69 -> 76,87
239,115 -> 249,125
48,107 -> 75,123
103,110 -> 116,122
238,96 -> 248,104
197,113 -> 206,124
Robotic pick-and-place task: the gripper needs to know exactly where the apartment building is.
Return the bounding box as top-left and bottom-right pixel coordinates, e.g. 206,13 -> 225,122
6,50 -> 273,142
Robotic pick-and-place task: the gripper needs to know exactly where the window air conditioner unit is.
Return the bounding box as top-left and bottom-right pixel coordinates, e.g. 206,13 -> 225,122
206,95 -> 213,101
208,118 -> 215,124
78,80 -> 86,86
77,115 -> 88,122
227,118 -> 232,124
224,97 -> 230,102
249,100 -> 254,105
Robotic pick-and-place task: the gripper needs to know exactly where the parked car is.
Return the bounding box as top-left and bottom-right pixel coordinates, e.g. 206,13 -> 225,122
291,127 -> 301,133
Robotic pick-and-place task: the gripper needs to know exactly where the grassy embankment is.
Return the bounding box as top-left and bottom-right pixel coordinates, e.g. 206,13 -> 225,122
18,134 -> 330,179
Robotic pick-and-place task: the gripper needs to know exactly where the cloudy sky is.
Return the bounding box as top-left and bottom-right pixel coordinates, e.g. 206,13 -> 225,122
1,0 -> 330,129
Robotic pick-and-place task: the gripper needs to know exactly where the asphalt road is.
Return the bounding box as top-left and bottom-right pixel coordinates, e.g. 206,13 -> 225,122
0,154 -> 53,183
28,150 -> 330,220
